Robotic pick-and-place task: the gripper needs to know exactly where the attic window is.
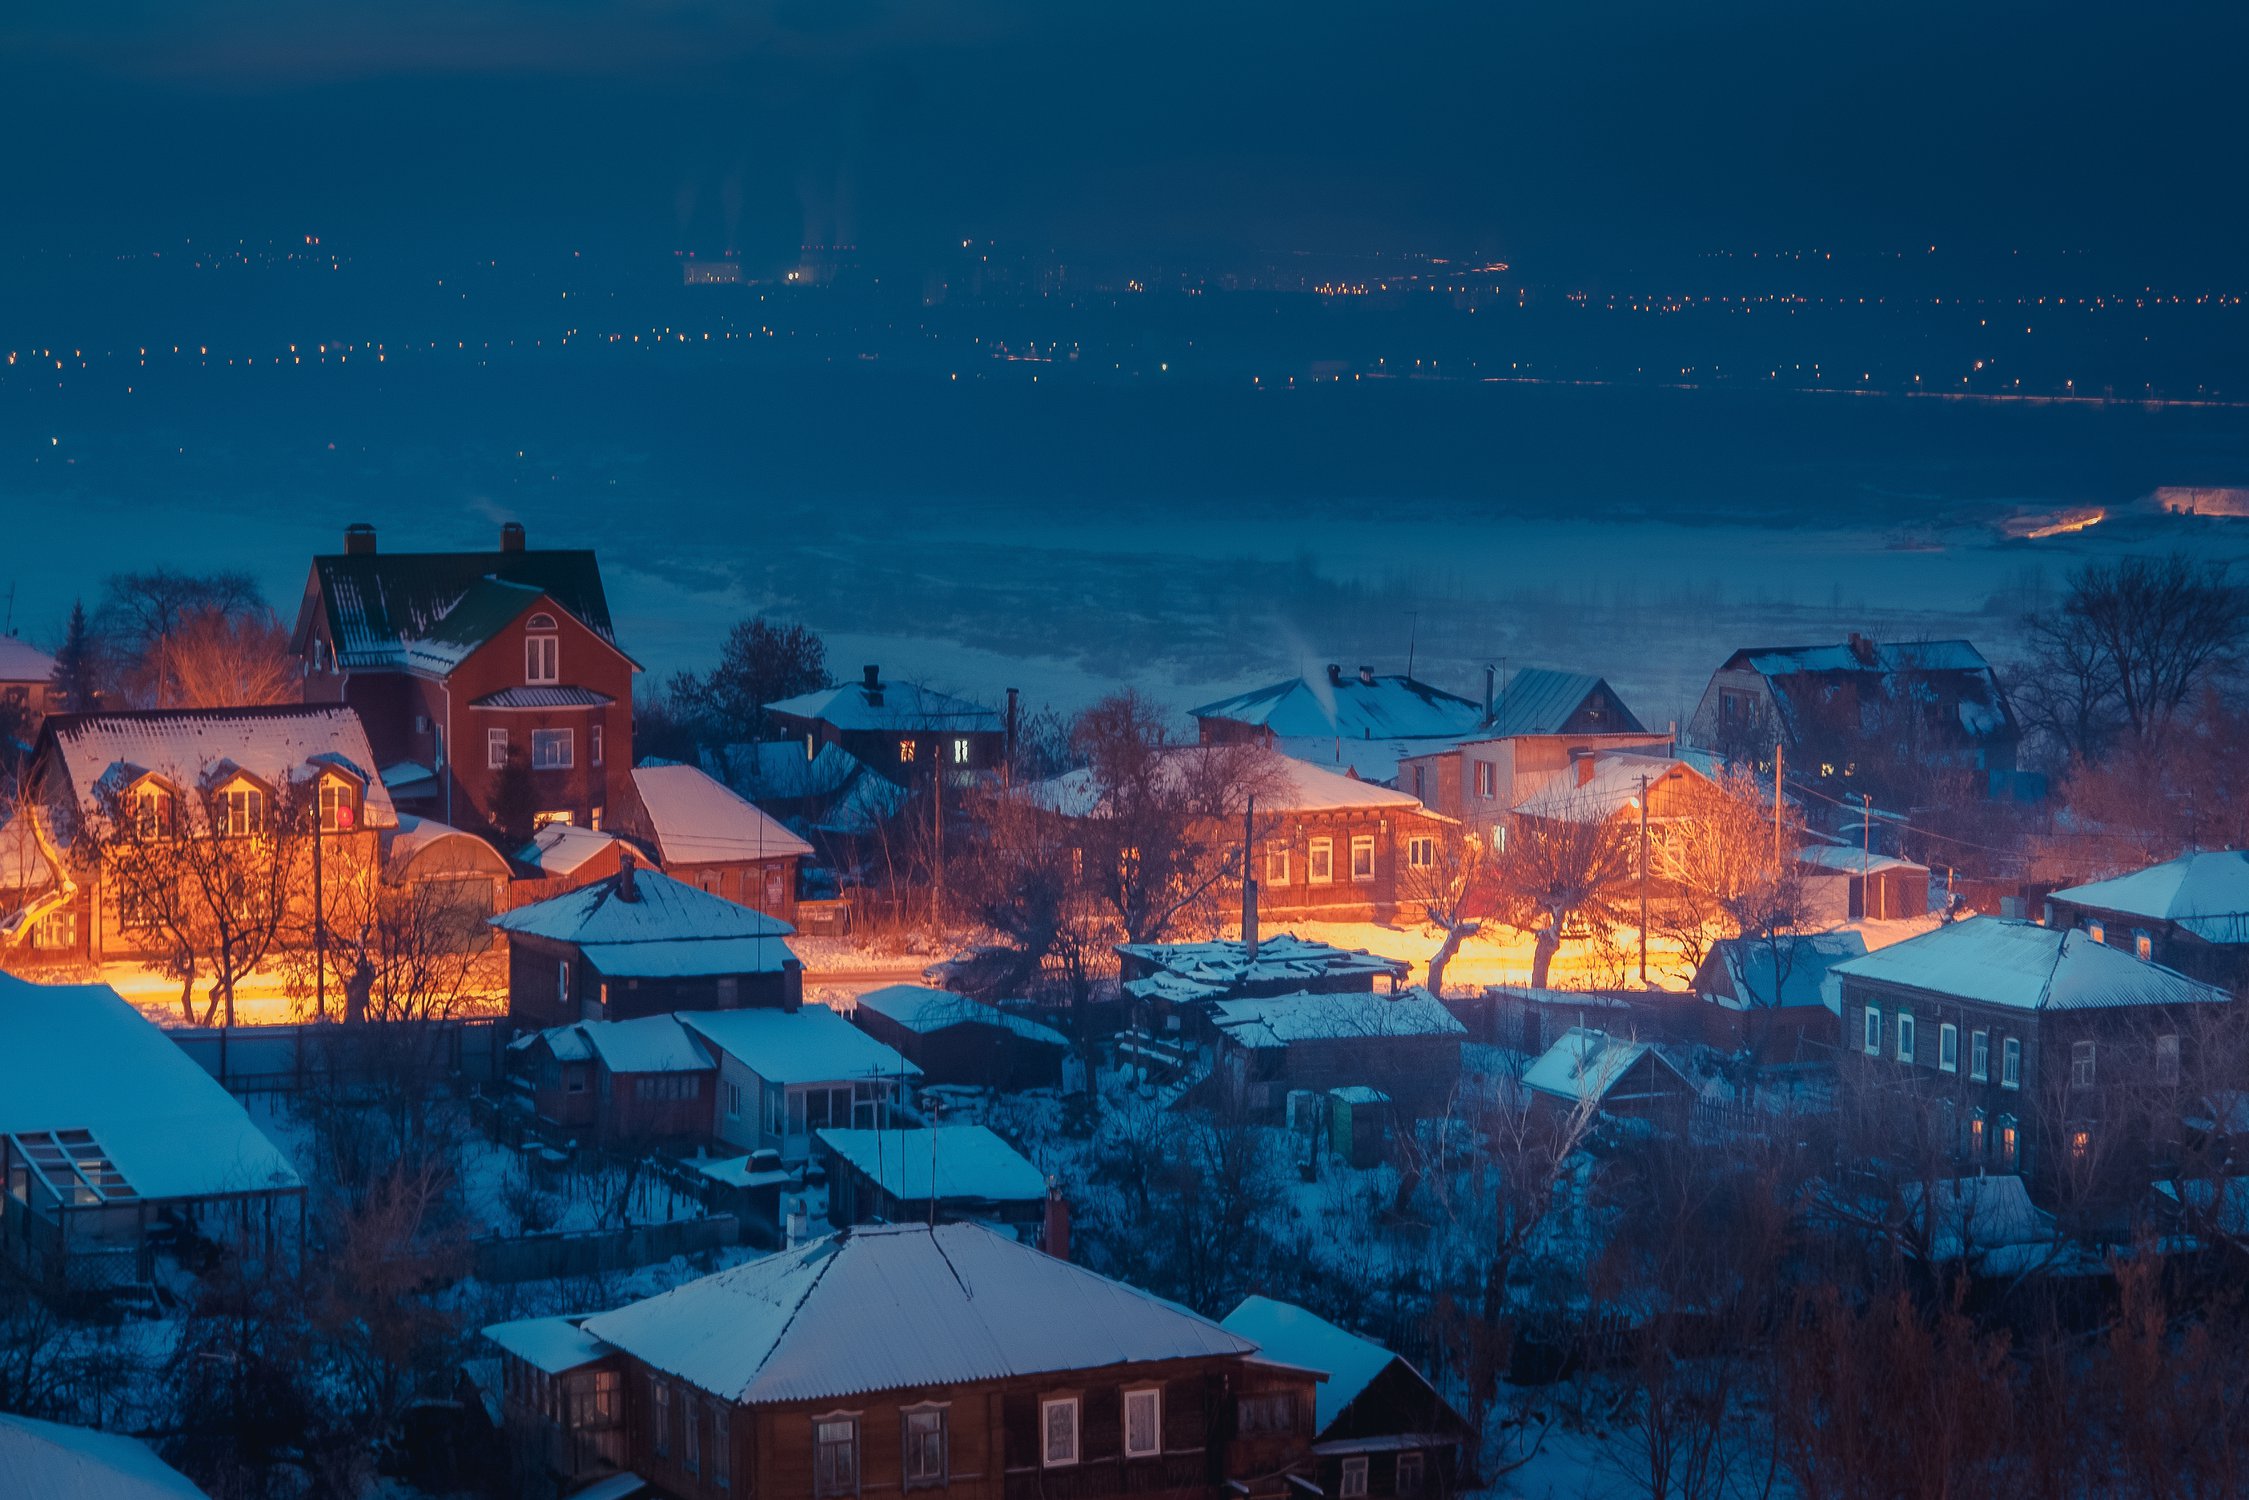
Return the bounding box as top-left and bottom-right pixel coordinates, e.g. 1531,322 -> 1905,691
132,785 -> 174,840
318,776 -> 356,832
526,612 -> 557,630
218,783 -> 265,837
526,629 -> 559,685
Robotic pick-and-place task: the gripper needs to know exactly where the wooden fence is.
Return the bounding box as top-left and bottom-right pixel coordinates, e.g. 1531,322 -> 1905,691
166,1017 -> 509,1092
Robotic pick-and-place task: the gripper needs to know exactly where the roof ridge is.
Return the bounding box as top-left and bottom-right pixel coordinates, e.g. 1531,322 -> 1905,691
735,1234 -> 849,1402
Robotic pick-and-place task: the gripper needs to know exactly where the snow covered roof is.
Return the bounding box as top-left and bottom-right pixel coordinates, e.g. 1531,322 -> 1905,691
581,1221 -> 1255,1405
0,634 -> 55,683
2051,850 -> 2249,944
558,1015 -> 716,1074
766,677 -> 1002,734
0,1413 -> 209,1500
517,821 -> 632,880
629,764 -> 813,865
380,814 -> 507,881
717,741 -> 864,801
1221,1296 -> 1394,1435
40,706 -> 397,830
813,761 -> 914,835
1832,918 -> 2229,1012
1521,1027 -> 1690,1109
0,973 -> 303,1202
1117,934 -> 1409,1005
1513,751 -> 1705,822
471,685 -> 615,710
1211,988 -> 1466,1048
1899,1176 -> 2054,1264
1034,746 -> 1430,822
301,543 -> 623,672
818,1124 -> 1048,1203
1835,908 -> 2222,1016
1734,639 -> 1995,678
1269,734 -> 1444,787
492,864 -> 798,975
1796,843 -> 1928,877
1719,639 -> 2016,745
1191,671 -> 1483,742
1700,932 -> 1868,1012
852,986 -> 1070,1046
482,1315 -> 616,1374
1484,668 -> 1646,738
682,1006 -> 920,1086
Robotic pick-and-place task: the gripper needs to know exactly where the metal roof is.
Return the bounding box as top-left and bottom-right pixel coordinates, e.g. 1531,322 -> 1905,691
1484,667 -> 1644,737
300,547 -> 623,671
1191,672 -> 1483,741
1832,917 -> 2230,1012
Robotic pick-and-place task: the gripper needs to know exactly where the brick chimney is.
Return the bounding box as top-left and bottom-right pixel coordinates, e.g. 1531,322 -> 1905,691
616,850 -> 640,902
862,664 -> 883,707
1042,1178 -> 1071,1261
344,522 -> 376,555
500,521 -> 526,553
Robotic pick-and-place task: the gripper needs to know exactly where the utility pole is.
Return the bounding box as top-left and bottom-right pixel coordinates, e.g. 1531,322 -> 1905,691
1636,773 -> 1650,987
313,801 -> 326,1021
1862,793 -> 1874,921
1772,740 -> 1784,870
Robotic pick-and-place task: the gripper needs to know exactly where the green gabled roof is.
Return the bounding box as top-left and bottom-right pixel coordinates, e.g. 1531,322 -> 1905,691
298,548 -> 627,672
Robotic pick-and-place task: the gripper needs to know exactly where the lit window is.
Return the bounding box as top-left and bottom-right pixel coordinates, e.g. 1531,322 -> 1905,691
1123,1388 -> 1162,1458
526,633 -> 559,684
1341,1456 -> 1370,1498
1968,1109 -> 1986,1158
318,776 -> 355,832
1407,836 -> 1435,868
219,784 -> 265,837
2087,920 -> 2105,945
531,729 -> 573,769
1970,1030 -> 1989,1081
1999,1117 -> 2019,1169
2132,930 -> 2152,961
2002,1036 -> 2021,1089
1351,834 -> 1376,882
32,909 -> 77,950
1938,1022 -> 1958,1073
2156,1034 -> 2180,1086
1309,838 -> 1334,885
1041,1396 -> 1080,1468
814,1415 -> 858,1496
488,728 -> 509,768
133,786 -> 172,839
899,739 -> 917,764
952,737 -> 970,764
2071,1040 -> 2095,1089
1862,1006 -> 1881,1055
903,1406 -> 947,1486
1266,844 -> 1291,886
2070,1126 -> 2091,1162
1896,1012 -> 1915,1064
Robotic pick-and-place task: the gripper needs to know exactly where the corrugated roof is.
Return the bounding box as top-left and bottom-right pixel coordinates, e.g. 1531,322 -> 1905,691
852,985 -> 1069,1046
1521,1026 -> 1689,1106
681,1006 -> 920,1086
573,1014 -> 716,1074
1832,917 -> 2229,1012
2051,850 -> 2249,943
41,705 -> 397,832
817,1124 -> 1047,1203
1211,987 -> 1466,1047
1220,1297 -> 1389,1435
1117,934 -> 1409,1006
0,635 -> 55,684
629,764 -> 813,866
470,685 -> 616,710
482,1315 -> 615,1375
517,821 -> 631,879
492,865 -> 794,945
1191,673 -> 1482,741
1514,751 -> 1704,822
766,679 -> 1001,733
1032,746 -> 1429,820
0,1413 -> 211,1500
301,547 -> 624,672
580,1222 -> 1255,1405
1485,668 -> 1644,737
1700,932 -> 1867,1012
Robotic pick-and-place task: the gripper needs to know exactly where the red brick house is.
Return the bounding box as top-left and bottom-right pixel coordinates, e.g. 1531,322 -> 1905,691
484,1221 -> 1319,1500
292,522 -> 638,838
612,762 -> 812,922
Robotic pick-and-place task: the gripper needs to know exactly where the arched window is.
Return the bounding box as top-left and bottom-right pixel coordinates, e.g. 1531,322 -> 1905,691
525,618 -> 560,684
526,612 -> 558,630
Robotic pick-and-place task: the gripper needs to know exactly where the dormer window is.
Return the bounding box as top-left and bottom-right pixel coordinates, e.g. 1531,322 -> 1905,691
218,782 -> 266,837
132,785 -> 174,840
318,775 -> 357,832
525,615 -> 559,685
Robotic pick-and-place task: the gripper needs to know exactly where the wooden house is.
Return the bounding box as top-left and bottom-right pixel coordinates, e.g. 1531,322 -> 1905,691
766,665 -> 1008,788
612,762 -> 812,923
1394,667 -> 1669,836
848,985 -> 1071,1092
507,1014 -> 718,1144
485,1222 -> 1319,1500
1797,844 -> 1929,923
1209,988 -> 1468,1120
293,522 -> 639,836
1191,664 -> 1484,786
1691,931 -> 1867,1060
682,1005 -> 920,1165
816,1123 -> 1049,1238
0,635 -> 58,741
490,856 -> 803,1030
1521,1027 -> 1698,1134
2046,850 -> 2249,989
1221,1296 -> 1473,1499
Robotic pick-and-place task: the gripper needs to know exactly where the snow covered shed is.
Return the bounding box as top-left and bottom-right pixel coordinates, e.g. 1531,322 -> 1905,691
1210,988 -> 1468,1120
1521,1027 -> 1698,1133
681,1006 -> 920,1164
0,973 -> 304,1296
553,1221 -> 1319,1500
847,984 -> 1070,1092
1221,1295 -> 1472,1500
1796,843 -> 1929,923
1117,933 -> 1410,1039
1691,930 -> 1868,1058
481,1314 -> 631,1495
491,857 -> 803,1028
816,1123 -> 1050,1238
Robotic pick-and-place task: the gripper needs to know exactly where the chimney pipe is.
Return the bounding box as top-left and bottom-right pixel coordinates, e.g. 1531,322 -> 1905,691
344,522 -> 376,556
1357,665 -> 1375,687
500,521 -> 526,553
1326,663 -> 1342,686
1241,795 -> 1259,959
1043,1177 -> 1072,1261
617,850 -> 640,902
863,664 -> 881,689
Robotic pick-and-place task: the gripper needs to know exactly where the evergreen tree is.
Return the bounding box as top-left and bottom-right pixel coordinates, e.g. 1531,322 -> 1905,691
489,747 -> 539,850
49,600 -> 101,713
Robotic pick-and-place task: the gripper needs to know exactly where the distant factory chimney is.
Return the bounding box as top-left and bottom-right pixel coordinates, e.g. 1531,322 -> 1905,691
500,521 -> 526,553
344,522 -> 377,555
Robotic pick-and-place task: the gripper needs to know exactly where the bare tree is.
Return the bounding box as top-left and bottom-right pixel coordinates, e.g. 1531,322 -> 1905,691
166,605 -> 300,709
2032,553 -> 2249,749
1400,821 -> 1492,996
950,781 -> 1114,1000
95,569 -> 267,709
1488,800 -> 1636,988
1648,766 -> 1809,985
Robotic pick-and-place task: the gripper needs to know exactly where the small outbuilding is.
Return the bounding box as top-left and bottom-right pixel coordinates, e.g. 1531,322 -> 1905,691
816,1123 -> 1049,1238
1210,987 -> 1467,1119
1521,1026 -> 1697,1133
848,984 -> 1071,1092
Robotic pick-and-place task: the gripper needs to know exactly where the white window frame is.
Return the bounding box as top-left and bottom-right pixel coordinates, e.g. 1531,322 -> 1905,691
1938,1022 -> 1958,1073
1340,1455 -> 1370,1498
2002,1036 -> 2021,1090
488,727 -> 509,769
1862,1005 -> 1881,1056
1308,837 -> 1334,885
526,632 -> 559,685
531,727 -> 573,769
952,737 -> 971,764
220,783 -> 264,837
713,1405 -> 731,1490
1474,760 -> 1495,800
1266,844 -> 1291,886
1970,1030 -> 1989,1081
1406,835 -> 1435,869
591,723 -> 605,767
1896,1011 -> 1915,1064
1122,1387 -> 1163,1459
1350,834 -> 1377,882
684,1397 -> 701,1474
652,1378 -> 672,1457
1396,1450 -> 1427,1495
558,960 -> 571,1008
318,775 -> 356,832
1040,1395 -> 1080,1468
